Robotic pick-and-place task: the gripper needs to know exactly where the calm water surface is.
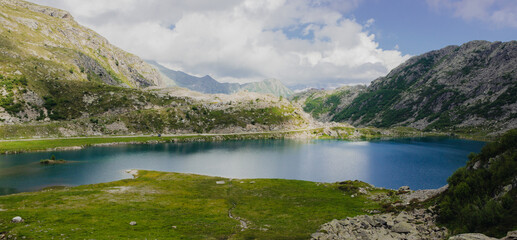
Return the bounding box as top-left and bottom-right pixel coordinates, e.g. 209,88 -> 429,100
0,138 -> 485,195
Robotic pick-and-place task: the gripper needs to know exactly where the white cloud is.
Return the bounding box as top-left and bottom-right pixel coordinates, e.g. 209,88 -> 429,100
427,0 -> 517,28
29,0 -> 409,87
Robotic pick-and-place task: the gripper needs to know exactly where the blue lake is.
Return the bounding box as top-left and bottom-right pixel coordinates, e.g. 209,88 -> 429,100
0,138 -> 485,195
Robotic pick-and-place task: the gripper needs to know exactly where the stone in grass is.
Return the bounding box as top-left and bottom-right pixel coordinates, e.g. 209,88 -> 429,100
11,216 -> 23,223
216,181 -> 225,185
129,221 -> 137,226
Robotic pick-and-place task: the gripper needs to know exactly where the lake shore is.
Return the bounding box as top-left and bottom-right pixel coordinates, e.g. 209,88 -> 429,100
0,127 -> 462,155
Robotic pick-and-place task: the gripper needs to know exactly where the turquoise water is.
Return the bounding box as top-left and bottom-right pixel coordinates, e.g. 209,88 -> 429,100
0,138 -> 485,195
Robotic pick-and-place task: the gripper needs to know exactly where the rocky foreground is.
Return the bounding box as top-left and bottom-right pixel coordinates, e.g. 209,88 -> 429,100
311,209 -> 447,240
311,185 -> 517,240
311,209 -> 517,240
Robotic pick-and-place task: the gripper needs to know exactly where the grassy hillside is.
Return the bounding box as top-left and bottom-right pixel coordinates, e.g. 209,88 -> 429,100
437,129 -> 517,237
0,171 -> 395,239
0,0 -> 162,88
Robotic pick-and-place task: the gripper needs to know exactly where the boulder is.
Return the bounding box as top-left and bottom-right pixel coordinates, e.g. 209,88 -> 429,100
398,186 -> 411,193
311,232 -> 325,239
11,216 -> 23,223
392,222 -> 413,233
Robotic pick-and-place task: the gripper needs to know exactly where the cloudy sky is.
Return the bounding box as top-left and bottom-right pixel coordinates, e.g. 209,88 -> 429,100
29,0 -> 517,89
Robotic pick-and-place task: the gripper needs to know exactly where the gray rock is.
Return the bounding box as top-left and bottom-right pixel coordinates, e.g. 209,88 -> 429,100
373,215 -> 387,226
311,232 -> 325,239
398,186 -> 410,192
502,230 -> 517,240
392,222 -> 413,233
129,221 -> 137,226
363,215 -> 375,227
449,233 -> 498,240
11,216 -> 23,223
311,208 -> 447,240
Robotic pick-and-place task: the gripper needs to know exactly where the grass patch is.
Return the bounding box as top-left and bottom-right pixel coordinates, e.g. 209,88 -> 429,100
0,171 -> 389,239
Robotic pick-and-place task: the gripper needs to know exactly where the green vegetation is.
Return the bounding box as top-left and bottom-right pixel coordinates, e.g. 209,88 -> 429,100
303,92 -> 342,118
0,77 -> 304,137
332,89 -> 402,125
39,154 -> 68,164
0,75 -> 28,115
31,79 -> 179,121
437,129 -> 517,237
0,171 -> 392,239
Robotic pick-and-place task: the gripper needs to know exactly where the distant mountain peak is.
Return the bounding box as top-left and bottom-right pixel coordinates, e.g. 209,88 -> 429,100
147,61 -> 293,97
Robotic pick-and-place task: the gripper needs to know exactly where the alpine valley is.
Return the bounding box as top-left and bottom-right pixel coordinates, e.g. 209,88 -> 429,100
0,1 -> 516,240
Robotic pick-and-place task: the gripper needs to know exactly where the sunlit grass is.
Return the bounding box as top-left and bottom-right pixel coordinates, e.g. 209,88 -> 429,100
0,170 -> 390,239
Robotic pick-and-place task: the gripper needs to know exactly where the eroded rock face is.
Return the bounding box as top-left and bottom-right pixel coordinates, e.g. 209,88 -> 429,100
311,209 -> 447,240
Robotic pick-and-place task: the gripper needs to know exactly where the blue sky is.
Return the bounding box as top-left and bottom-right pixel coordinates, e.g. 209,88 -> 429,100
30,0 -> 517,88
353,0 -> 517,55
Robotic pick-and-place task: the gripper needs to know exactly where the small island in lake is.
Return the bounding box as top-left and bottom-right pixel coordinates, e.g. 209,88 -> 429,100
40,155 -> 68,165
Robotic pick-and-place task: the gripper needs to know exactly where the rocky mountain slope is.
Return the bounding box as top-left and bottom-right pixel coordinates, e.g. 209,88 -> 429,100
302,40 -> 517,134
148,61 -> 293,97
0,0 -> 164,88
0,0 -> 310,134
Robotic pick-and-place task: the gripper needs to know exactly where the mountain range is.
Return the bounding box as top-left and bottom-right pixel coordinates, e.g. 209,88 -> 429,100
147,60 -> 294,97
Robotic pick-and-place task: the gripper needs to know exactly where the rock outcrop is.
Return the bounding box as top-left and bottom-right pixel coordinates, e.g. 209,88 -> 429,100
311,209 -> 448,240
400,185 -> 448,204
